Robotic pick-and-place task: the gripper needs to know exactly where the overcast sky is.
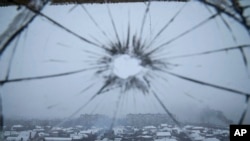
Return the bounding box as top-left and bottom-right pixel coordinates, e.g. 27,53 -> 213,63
0,1 -> 250,125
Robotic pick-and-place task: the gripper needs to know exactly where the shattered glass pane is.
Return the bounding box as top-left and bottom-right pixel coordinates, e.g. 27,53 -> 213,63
0,0 -> 250,141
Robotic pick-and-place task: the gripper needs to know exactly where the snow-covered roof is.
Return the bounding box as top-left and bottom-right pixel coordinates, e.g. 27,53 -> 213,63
213,129 -> 229,135
140,135 -> 153,138
172,127 -> 182,132
193,136 -> 205,141
205,134 -> 215,137
184,125 -> 193,129
114,138 -> 122,141
80,130 -> 92,134
35,126 -> 42,129
161,127 -> 172,131
51,127 -> 63,131
6,136 -> 18,141
38,132 -> 50,137
190,132 -> 205,141
72,134 -> 88,139
144,125 -> 156,129
4,131 -> 19,136
155,138 -> 178,141
12,125 -> 23,128
220,130 -> 229,134
134,128 -> 139,132
18,131 -> 33,138
10,131 -> 34,141
142,131 -> 148,135
44,137 -> 72,141
113,127 -> 124,134
192,127 -> 205,130
102,138 -> 109,141
156,132 -> 171,137
75,125 -> 83,128
204,138 -> 220,141
65,127 -> 74,130
191,130 -> 201,134
160,124 -> 168,127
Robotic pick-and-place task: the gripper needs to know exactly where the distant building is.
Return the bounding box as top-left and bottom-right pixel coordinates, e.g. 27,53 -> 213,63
126,113 -> 172,128
44,137 -> 72,141
11,125 -> 24,131
5,131 -> 38,141
156,131 -> 171,139
137,135 -> 154,141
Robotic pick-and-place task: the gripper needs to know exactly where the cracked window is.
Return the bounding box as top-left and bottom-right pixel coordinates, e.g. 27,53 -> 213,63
0,0 -> 250,141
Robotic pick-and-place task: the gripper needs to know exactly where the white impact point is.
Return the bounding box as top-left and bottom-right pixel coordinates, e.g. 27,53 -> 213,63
113,54 -> 144,79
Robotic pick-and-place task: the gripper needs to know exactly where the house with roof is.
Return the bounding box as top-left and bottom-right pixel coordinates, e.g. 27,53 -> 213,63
5,131 -> 38,141
143,125 -> 157,133
44,137 -> 72,141
136,135 -> 154,141
189,132 -> 205,141
4,131 -> 19,138
156,131 -> 171,139
11,125 -> 25,131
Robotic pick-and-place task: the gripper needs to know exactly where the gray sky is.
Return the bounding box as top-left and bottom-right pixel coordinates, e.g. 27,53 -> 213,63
0,1 -> 250,125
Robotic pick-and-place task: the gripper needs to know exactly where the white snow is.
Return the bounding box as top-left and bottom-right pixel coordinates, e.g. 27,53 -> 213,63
160,124 -> 168,127
140,135 -> 153,138
44,137 -> 72,141
6,136 -> 19,141
113,127 -> 124,135
192,127 -> 204,130
155,138 -> 177,141
144,125 -> 157,129
156,132 -> 171,137
4,131 -> 19,136
12,125 -> 23,128
190,132 -> 205,141
204,138 -> 220,141
72,134 -> 88,139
